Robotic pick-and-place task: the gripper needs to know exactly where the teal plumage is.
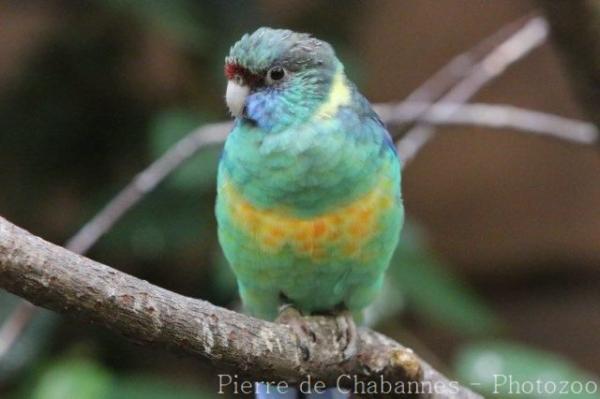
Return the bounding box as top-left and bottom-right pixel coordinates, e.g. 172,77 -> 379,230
216,28 -> 404,322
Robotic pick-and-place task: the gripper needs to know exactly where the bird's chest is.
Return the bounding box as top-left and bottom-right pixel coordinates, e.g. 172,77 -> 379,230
217,170 -> 396,265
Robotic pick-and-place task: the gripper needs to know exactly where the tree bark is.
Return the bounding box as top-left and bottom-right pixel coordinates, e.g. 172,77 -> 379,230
0,216 -> 480,398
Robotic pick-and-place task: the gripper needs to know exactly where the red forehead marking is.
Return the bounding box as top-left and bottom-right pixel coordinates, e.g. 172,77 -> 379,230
224,63 -> 262,86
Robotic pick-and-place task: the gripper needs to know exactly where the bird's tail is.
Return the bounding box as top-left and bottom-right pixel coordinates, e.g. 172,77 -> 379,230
255,382 -> 349,399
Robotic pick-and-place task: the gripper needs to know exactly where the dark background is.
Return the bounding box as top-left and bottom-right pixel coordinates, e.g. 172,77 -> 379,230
0,1 -> 599,398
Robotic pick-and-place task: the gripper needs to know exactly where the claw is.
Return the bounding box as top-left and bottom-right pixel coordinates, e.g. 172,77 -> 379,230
335,310 -> 358,361
275,305 -> 316,361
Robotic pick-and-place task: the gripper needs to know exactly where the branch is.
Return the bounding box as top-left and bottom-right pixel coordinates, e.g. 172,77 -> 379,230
375,102 -> 598,145
396,16 -> 550,163
65,121 -> 232,254
0,216 -> 481,398
0,301 -> 35,359
401,13 -> 537,117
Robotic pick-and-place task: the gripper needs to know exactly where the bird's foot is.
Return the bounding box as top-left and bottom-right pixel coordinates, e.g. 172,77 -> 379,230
276,304 -> 317,361
335,310 -> 358,361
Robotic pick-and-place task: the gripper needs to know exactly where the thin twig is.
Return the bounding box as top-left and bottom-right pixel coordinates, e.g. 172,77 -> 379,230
402,13 -> 536,112
0,302 -> 36,359
65,122 -> 231,254
396,16 -> 550,163
375,102 -> 598,144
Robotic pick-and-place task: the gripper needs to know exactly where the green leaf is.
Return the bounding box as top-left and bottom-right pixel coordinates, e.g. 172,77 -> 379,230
455,340 -> 600,398
30,357 -> 112,399
388,222 -> 502,336
148,109 -> 221,192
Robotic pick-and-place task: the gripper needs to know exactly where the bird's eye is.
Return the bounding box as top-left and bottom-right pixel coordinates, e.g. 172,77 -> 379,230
266,66 -> 286,84
234,74 -> 244,85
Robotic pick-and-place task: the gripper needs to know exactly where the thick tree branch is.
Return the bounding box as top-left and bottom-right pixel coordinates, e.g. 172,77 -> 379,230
0,217 -> 480,398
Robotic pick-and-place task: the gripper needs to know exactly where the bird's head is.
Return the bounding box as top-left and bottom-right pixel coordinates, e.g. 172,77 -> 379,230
224,27 -> 341,132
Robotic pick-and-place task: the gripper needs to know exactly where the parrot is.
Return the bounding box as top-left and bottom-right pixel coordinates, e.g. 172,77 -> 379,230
216,27 -> 404,398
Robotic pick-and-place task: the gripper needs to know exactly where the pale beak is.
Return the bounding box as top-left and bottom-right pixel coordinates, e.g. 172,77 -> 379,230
225,80 -> 249,117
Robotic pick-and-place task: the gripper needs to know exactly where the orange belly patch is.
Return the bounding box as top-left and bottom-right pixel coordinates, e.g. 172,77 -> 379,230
220,174 -> 396,261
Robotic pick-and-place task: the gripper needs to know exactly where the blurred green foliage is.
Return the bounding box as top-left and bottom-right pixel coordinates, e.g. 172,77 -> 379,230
455,341 -> 600,398
30,357 -> 112,399
389,225 -> 503,337
21,355 -> 214,399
